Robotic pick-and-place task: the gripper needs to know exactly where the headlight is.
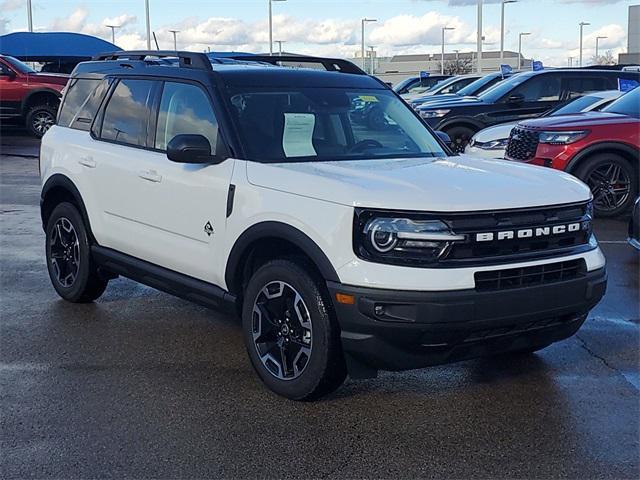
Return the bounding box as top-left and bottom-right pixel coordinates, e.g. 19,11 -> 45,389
474,138 -> 509,150
419,109 -> 450,119
538,130 -> 589,145
354,212 -> 465,266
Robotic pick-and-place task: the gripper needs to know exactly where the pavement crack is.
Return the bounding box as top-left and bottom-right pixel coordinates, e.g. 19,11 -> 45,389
576,334 -> 618,372
575,334 -> 639,392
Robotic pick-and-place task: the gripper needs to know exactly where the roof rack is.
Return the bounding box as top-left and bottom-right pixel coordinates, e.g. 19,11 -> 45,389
225,54 -> 366,75
92,51 -> 212,71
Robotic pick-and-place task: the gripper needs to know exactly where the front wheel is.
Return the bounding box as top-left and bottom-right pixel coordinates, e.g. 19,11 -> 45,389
242,259 -> 347,400
445,125 -> 475,154
575,153 -> 637,217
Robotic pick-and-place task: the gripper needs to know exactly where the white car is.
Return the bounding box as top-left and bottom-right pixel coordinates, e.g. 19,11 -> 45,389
40,51 -> 607,400
465,90 -> 623,159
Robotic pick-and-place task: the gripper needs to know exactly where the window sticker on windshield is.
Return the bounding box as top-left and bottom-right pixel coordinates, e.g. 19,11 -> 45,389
358,95 -> 379,103
283,113 -> 317,157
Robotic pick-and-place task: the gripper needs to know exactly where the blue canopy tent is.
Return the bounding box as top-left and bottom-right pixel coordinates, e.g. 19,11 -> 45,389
0,32 -> 121,72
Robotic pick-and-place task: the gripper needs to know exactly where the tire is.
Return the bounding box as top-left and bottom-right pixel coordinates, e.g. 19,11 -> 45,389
575,153 -> 638,217
445,125 -> 476,154
45,202 -> 108,303
241,258 -> 347,400
26,104 -> 57,138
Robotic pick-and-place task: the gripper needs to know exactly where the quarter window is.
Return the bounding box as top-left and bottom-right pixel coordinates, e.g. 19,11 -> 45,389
101,79 -> 154,147
58,78 -> 111,131
155,82 -> 219,152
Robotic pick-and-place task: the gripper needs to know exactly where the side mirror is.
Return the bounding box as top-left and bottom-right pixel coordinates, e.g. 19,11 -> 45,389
506,93 -> 525,104
435,130 -> 453,148
166,134 -> 224,164
0,70 -> 16,79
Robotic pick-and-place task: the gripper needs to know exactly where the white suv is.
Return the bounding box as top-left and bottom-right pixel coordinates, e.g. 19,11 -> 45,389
40,52 -> 607,400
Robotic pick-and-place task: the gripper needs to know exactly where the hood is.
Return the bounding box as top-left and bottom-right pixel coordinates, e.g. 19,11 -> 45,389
416,96 -> 483,111
473,122 -> 518,142
27,72 -> 69,87
518,111 -> 638,129
411,93 -> 460,106
246,155 -> 591,212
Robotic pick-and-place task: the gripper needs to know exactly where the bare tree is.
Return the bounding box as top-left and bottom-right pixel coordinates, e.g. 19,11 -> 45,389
437,57 -> 473,75
591,50 -> 616,66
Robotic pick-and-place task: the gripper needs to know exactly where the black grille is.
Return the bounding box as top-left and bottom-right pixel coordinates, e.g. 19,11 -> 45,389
474,259 -> 586,292
506,126 -> 539,161
442,202 -> 592,265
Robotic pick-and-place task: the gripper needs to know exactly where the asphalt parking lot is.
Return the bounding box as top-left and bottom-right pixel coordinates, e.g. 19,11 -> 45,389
1,132 -> 638,479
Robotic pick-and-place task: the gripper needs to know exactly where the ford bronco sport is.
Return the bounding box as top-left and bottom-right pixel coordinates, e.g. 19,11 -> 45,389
40,51 -> 607,400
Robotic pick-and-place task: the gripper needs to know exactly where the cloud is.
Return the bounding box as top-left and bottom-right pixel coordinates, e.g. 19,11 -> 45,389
0,0 -> 23,11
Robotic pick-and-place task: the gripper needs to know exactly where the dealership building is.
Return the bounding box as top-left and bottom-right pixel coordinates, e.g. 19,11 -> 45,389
352,50 -> 530,85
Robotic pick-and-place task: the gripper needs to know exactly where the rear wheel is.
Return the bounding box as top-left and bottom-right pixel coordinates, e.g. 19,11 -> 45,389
26,104 -> 57,138
242,259 -> 347,400
45,202 -> 108,302
575,153 -> 637,217
445,125 -> 475,153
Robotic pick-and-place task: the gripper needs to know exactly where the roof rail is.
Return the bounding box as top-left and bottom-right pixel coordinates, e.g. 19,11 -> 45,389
226,54 -> 366,75
92,50 -> 212,71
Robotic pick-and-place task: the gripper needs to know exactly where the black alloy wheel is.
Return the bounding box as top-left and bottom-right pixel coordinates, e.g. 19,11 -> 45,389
45,202 -> 108,303
49,217 -> 80,288
585,162 -> 632,214
251,281 -> 313,380
577,153 -> 637,217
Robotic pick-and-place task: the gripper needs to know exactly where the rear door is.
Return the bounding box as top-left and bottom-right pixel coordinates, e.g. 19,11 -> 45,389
127,80 -> 234,284
485,73 -> 563,125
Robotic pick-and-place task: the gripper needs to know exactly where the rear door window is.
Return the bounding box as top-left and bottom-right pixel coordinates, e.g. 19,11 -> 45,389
100,79 -> 155,147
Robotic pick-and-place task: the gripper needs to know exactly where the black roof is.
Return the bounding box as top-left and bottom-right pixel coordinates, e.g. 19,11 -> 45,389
74,50 -> 385,89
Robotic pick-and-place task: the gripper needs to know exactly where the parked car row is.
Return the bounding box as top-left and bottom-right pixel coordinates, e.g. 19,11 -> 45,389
394,67 -> 639,218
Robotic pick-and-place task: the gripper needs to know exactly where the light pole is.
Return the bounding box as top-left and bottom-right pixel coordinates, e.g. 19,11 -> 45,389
169,30 -> 179,51
275,40 -> 285,56
518,32 -> 530,69
500,0 -> 517,63
145,0 -> 151,50
441,26 -> 455,75
579,21 -> 590,67
595,35 -> 607,62
476,0 -> 483,73
568,56 -> 574,67
361,18 -> 377,71
269,0 -> 287,56
27,0 -> 33,32
105,25 -> 120,45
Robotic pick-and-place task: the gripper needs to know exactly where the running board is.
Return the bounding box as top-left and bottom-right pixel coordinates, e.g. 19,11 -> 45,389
91,246 -> 237,314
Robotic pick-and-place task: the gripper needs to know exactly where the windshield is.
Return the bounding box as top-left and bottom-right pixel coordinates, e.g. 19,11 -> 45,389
550,94 -> 612,116
478,72 -> 535,102
602,88 -> 640,117
2,56 -> 36,74
457,74 -> 507,97
227,87 -> 447,163
393,77 -> 416,93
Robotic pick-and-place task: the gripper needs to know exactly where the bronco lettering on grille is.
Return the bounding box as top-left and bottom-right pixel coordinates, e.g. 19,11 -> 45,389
475,222 -> 583,242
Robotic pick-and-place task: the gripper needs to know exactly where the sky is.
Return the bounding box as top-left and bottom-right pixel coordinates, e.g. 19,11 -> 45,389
0,0 -> 635,67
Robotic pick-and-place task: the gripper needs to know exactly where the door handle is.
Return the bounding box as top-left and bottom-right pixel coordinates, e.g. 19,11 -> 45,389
138,169 -> 162,183
78,157 -> 96,168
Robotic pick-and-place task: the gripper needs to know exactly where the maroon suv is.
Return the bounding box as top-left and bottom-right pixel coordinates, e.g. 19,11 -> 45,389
0,55 -> 68,137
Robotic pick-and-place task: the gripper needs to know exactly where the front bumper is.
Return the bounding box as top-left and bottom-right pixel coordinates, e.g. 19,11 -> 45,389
328,267 -> 606,374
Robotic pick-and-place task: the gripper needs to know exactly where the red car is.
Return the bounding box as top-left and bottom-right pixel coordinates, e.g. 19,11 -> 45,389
505,87 -> 640,217
0,55 -> 68,137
